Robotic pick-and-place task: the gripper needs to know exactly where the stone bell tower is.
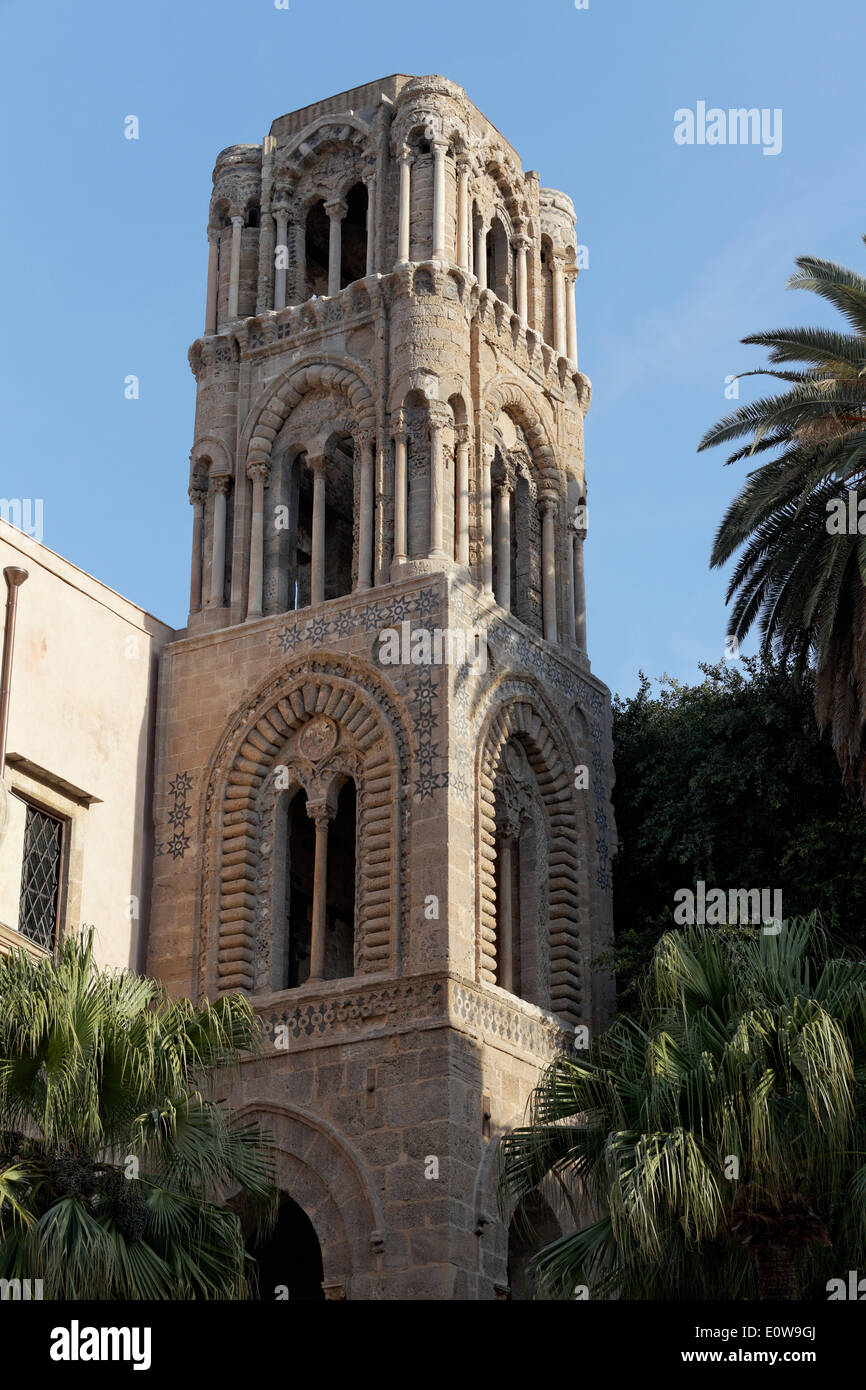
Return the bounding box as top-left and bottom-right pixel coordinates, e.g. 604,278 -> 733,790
147,74 -> 616,1300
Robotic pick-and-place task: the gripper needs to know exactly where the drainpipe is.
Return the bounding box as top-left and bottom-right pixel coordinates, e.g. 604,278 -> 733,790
0,567 -> 28,780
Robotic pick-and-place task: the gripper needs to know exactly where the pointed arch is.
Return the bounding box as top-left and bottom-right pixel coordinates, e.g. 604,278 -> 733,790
474,680 -> 589,1026
197,655 -> 411,998
242,357 -> 378,473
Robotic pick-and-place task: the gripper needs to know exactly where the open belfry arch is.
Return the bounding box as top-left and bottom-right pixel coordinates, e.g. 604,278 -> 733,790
149,74 -> 616,1300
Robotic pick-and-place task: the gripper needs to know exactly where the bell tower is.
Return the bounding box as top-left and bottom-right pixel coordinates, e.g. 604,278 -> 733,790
148,74 -> 616,1299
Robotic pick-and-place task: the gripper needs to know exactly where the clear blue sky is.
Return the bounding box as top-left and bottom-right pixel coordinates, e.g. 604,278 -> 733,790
2,0 -> 863,699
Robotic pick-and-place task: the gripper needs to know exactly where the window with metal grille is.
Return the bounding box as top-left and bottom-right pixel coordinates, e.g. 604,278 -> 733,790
17,803 -> 63,951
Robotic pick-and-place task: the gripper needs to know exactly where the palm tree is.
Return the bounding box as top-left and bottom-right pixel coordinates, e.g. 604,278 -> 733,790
499,917 -> 866,1299
698,241 -> 866,796
0,929 -> 275,1299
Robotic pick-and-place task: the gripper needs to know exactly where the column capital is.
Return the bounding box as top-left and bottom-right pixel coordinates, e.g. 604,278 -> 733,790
230,212 -> 245,229
430,134 -> 450,155
391,417 -> 408,443
324,197 -> 347,221
456,152 -> 472,173
210,473 -> 232,496
355,428 -> 376,453
398,144 -> 413,166
306,799 -> 336,827
495,475 -> 515,499
455,423 -> 471,447
246,461 -> 271,486
188,483 -> 208,508
207,225 -> 221,245
538,493 -> 558,520
307,452 -> 328,474
512,233 -> 532,252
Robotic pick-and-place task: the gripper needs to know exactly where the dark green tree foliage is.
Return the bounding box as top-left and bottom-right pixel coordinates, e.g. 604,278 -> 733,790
611,656 -> 866,1011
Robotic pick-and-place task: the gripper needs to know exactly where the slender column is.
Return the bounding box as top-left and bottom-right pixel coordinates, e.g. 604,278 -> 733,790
456,156 -> 471,269
188,484 -> 207,613
565,525 -> 577,648
325,199 -> 346,297
481,438 -> 494,591
256,209 -> 275,315
204,228 -> 219,334
307,802 -> 335,983
397,147 -> 412,263
363,171 -> 376,276
310,456 -> 327,605
428,404 -> 447,559
540,495 -> 558,642
514,234 -> 530,322
495,478 -> 513,611
431,137 -> 449,262
551,252 -> 566,356
497,831 -> 515,994
273,206 -> 289,310
455,425 -> 470,567
573,527 -> 587,653
565,270 -> 578,362
246,462 -> 270,619
356,431 -> 375,590
209,475 -> 231,607
392,420 -> 408,565
227,214 -> 244,319
475,221 -> 488,289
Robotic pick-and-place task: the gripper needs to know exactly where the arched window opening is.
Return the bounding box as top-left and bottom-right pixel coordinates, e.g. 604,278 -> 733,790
513,470 -> 542,635
494,740 -> 546,1008
324,435 -> 354,600
487,218 -> 511,305
341,182 -> 368,287
540,236 -> 555,347
304,199 -> 330,297
403,390 -> 430,559
285,788 -> 315,988
290,456 -> 313,610
248,1194 -> 324,1301
324,779 -> 356,981
507,1195 -> 561,1300
246,202 -> 260,229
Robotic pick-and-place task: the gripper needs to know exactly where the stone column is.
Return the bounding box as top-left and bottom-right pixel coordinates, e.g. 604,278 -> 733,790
397,147 -> 412,264
514,234 -> 530,322
428,403 -> 447,559
495,477 -> 513,612
363,171 -> 376,276
540,494 -> 558,643
356,431 -> 375,590
209,475 -> 231,607
551,253 -> 566,356
497,830 -> 516,993
307,801 -> 335,983
256,209 -> 276,315
325,199 -> 346,297
456,156 -> 471,269
204,228 -> 219,334
392,419 -> 408,565
573,525 -> 587,653
565,270 -> 578,362
227,214 -> 244,319
188,483 -> 207,613
455,424 -> 470,567
310,455 -> 327,605
475,221 -> 488,290
273,206 -> 289,310
431,137 -> 449,262
481,436 -> 494,592
246,462 -> 270,619
565,524 -> 577,649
